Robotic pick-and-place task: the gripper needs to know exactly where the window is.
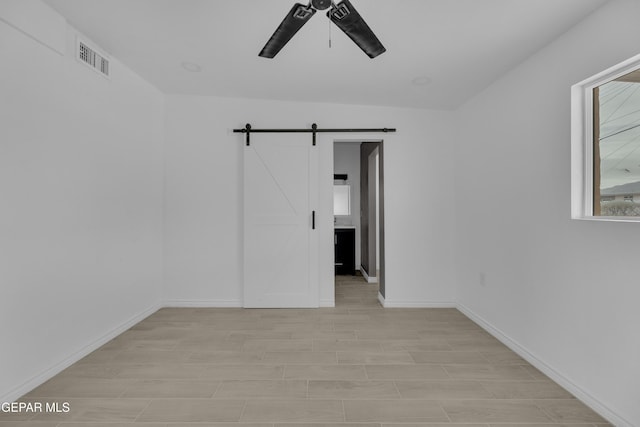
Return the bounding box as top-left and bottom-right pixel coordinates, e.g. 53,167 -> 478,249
572,53 -> 640,220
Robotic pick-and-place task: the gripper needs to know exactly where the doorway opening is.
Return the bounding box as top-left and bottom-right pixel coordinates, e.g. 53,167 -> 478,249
333,140 -> 385,307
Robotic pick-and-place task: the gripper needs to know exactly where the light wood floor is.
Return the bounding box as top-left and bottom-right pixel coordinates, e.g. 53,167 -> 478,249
1,275 -> 610,426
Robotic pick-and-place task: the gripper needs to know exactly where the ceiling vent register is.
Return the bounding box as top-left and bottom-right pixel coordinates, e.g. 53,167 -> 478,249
77,39 -> 110,78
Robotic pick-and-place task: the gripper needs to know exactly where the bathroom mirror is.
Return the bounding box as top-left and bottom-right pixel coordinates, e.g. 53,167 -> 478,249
333,184 -> 351,216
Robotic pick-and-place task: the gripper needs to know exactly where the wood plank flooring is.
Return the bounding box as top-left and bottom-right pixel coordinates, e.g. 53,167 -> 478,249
1,275 -> 611,426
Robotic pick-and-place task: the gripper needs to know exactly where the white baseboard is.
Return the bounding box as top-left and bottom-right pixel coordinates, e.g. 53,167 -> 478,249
360,267 -> 378,283
163,299 -> 242,308
457,303 -> 631,427
377,292 -> 385,306
164,299 -> 335,308
0,302 -> 161,404
383,300 -> 456,308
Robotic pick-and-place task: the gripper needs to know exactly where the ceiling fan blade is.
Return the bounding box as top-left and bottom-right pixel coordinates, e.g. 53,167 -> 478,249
259,3 -> 317,58
327,0 -> 386,59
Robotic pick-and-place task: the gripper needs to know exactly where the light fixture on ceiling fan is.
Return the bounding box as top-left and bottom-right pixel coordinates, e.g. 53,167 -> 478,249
259,0 -> 386,59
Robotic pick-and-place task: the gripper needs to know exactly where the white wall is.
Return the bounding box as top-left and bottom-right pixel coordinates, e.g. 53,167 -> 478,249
164,96 -> 456,308
454,1 -> 640,425
0,3 -> 165,402
333,142 -> 361,268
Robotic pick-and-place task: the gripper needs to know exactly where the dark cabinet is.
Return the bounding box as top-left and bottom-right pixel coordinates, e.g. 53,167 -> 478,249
334,228 -> 355,275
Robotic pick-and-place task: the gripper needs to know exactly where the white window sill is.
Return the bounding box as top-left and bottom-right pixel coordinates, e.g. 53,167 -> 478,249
572,216 -> 640,223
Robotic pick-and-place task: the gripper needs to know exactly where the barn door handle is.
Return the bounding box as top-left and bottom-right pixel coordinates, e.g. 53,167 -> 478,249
312,211 -> 316,230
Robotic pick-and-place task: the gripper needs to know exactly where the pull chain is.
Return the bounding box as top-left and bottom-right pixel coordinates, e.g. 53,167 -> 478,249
329,18 -> 332,48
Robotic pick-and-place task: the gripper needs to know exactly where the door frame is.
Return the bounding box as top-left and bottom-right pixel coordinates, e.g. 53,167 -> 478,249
325,137 -> 386,307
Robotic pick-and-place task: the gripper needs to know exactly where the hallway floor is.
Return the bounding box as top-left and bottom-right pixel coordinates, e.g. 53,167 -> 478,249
335,273 -> 380,308
2,278 -> 610,426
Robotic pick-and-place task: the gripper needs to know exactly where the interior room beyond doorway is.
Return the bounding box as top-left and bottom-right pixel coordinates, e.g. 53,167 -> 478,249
333,141 -> 383,297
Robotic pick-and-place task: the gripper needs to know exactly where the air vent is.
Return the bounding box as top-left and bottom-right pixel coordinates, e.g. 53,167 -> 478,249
76,38 -> 110,78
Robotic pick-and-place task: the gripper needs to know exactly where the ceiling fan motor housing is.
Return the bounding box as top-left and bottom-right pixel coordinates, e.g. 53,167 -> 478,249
311,0 -> 332,10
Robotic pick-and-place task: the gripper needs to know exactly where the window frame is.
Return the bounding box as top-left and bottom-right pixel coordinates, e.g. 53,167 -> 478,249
571,52 -> 640,222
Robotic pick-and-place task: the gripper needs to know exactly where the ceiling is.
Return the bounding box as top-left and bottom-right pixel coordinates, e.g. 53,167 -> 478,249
43,0 -> 607,110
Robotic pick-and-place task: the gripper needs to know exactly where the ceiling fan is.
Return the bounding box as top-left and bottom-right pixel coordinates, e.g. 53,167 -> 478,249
259,0 -> 386,59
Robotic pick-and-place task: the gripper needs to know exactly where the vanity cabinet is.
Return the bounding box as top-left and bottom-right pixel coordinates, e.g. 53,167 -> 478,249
334,228 -> 355,275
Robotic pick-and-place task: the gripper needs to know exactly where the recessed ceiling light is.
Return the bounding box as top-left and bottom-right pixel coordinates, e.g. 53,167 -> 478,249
412,76 -> 432,86
181,61 -> 202,72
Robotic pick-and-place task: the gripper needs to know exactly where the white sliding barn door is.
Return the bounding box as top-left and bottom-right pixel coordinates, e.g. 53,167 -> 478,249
243,134 -> 318,308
